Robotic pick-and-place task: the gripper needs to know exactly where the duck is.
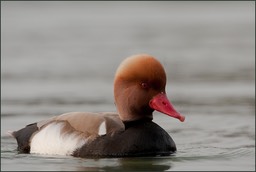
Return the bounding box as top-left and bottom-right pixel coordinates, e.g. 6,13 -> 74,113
11,54 -> 185,158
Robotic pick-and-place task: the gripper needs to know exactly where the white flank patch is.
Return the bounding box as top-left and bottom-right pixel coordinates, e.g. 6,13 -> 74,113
30,122 -> 86,155
98,121 -> 106,135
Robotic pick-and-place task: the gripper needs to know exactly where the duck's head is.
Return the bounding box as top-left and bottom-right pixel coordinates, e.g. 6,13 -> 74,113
114,54 -> 185,122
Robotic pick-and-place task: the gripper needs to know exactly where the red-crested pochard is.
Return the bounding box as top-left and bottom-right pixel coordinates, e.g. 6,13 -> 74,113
11,54 -> 185,158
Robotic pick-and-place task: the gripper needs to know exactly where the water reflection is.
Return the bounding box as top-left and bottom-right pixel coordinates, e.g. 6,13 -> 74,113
75,157 -> 172,171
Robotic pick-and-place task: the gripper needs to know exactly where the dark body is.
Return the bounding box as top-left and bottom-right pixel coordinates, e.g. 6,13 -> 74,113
13,119 -> 176,158
73,119 -> 176,158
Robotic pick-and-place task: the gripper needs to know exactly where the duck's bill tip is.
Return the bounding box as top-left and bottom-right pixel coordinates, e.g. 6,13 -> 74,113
179,115 -> 185,122
149,93 -> 185,122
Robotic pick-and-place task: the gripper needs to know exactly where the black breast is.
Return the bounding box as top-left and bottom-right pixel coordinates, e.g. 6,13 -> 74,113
73,120 -> 176,158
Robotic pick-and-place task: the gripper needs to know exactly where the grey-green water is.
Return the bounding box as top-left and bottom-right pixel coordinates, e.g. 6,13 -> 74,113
1,1 -> 255,171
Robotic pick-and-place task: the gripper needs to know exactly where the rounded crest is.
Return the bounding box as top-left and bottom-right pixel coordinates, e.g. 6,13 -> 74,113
114,54 -> 166,84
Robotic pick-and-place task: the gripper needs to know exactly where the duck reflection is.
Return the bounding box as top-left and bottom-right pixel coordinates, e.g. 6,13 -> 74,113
75,157 -> 172,171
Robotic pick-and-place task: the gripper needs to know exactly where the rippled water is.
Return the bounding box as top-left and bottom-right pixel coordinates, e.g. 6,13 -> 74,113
1,1 -> 255,171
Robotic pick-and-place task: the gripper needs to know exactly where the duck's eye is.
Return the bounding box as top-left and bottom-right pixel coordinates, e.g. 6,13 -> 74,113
141,82 -> 149,89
